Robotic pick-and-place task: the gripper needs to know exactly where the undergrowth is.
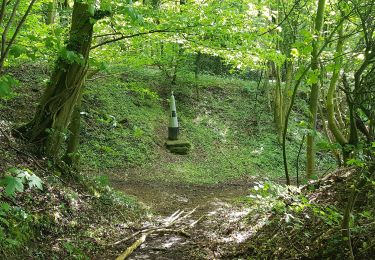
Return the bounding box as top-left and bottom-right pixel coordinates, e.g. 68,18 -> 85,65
238,168 -> 375,259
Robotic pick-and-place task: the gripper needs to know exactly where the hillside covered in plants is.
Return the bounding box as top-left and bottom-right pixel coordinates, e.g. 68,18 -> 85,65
0,0 -> 374,259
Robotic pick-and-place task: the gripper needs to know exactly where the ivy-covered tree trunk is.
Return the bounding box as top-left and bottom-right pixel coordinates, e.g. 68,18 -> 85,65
306,0 -> 326,178
21,0 -> 93,161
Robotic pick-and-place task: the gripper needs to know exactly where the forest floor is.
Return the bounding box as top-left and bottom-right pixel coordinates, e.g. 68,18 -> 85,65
110,159 -> 254,259
112,180 -> 253,259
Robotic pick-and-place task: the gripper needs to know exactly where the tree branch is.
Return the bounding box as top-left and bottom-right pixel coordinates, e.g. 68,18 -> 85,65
0,0 -> 37,72
91,28 -> 186,50
258,0 -> 305,36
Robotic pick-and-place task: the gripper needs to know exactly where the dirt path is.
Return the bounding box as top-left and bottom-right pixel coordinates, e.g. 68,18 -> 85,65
111,178 -> 254,259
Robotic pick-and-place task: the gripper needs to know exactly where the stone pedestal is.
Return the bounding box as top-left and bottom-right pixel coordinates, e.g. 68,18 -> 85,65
165,140 -> 191,155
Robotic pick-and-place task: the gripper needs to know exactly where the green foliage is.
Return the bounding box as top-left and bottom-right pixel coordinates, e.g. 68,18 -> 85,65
247,180 -> 342,226
0,204 -> 34,252
0,75 -> 18,99
0,168 -> 43,198
9,45 -> 29,59
59,49 -> 85,65
63,241 -> 90,260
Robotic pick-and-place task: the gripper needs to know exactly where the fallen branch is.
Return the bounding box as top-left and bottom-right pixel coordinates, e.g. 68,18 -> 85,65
115,208 -> 200,259
116,233 -> 148,260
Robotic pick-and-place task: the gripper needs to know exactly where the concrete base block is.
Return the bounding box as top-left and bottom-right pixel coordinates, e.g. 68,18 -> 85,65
165,139 -> 191,155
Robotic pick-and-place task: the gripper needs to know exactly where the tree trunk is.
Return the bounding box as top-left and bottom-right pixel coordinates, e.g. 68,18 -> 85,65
326,22 -> 347,146
263,63 -> 272,112
283,60 -> 293,112
272,62 -> 283,143
306,0 -> 326,178
21,0 -> 93,161
63,98 -> 82,169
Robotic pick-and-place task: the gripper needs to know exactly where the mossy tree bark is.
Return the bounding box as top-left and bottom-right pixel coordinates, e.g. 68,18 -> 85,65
22,0 -> 94,162
306,0 -> 326,178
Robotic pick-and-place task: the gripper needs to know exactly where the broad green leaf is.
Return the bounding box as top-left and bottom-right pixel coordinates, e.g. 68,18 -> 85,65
88,5 -> 95,16
0,176 -> 24,197
27,174 -> 43,190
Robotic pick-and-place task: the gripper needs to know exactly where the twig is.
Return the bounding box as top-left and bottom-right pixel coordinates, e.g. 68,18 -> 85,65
189,215 -> 205,227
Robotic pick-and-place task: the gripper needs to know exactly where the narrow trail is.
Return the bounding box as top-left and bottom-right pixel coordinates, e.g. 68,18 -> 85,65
111,179 -> 254,259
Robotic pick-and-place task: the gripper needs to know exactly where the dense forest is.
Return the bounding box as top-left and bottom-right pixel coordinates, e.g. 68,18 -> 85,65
0,0 -> 374,259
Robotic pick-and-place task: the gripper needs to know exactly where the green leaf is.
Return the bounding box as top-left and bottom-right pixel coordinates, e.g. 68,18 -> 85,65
346,158 -> 364,167
9,45 -> 27,58
59,49 -> 85,65
0,75 -> 18,98
0,176 -> 24,197
0,202 -> 11,213
44,37 -> 55,48
27,174 -> 43,190
306,69 -> 320,85
133,127 -> 144,138
88,5 -> 95,16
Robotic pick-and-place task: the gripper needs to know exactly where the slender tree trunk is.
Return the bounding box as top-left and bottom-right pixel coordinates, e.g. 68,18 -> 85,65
21,0 -> 94,161
335,93 -> 346,129
272,62 -> 283,143
0,0 -> 37,73
318,102 -> 341,166
306,0 -> 326,178
343,73 -> 358,161
263,63 -> 272,112
283,60 -> 293,111
326,22 -> 347,146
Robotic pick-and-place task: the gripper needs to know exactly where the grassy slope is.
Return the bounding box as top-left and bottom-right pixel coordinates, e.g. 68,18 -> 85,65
81,65 -> 336,185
